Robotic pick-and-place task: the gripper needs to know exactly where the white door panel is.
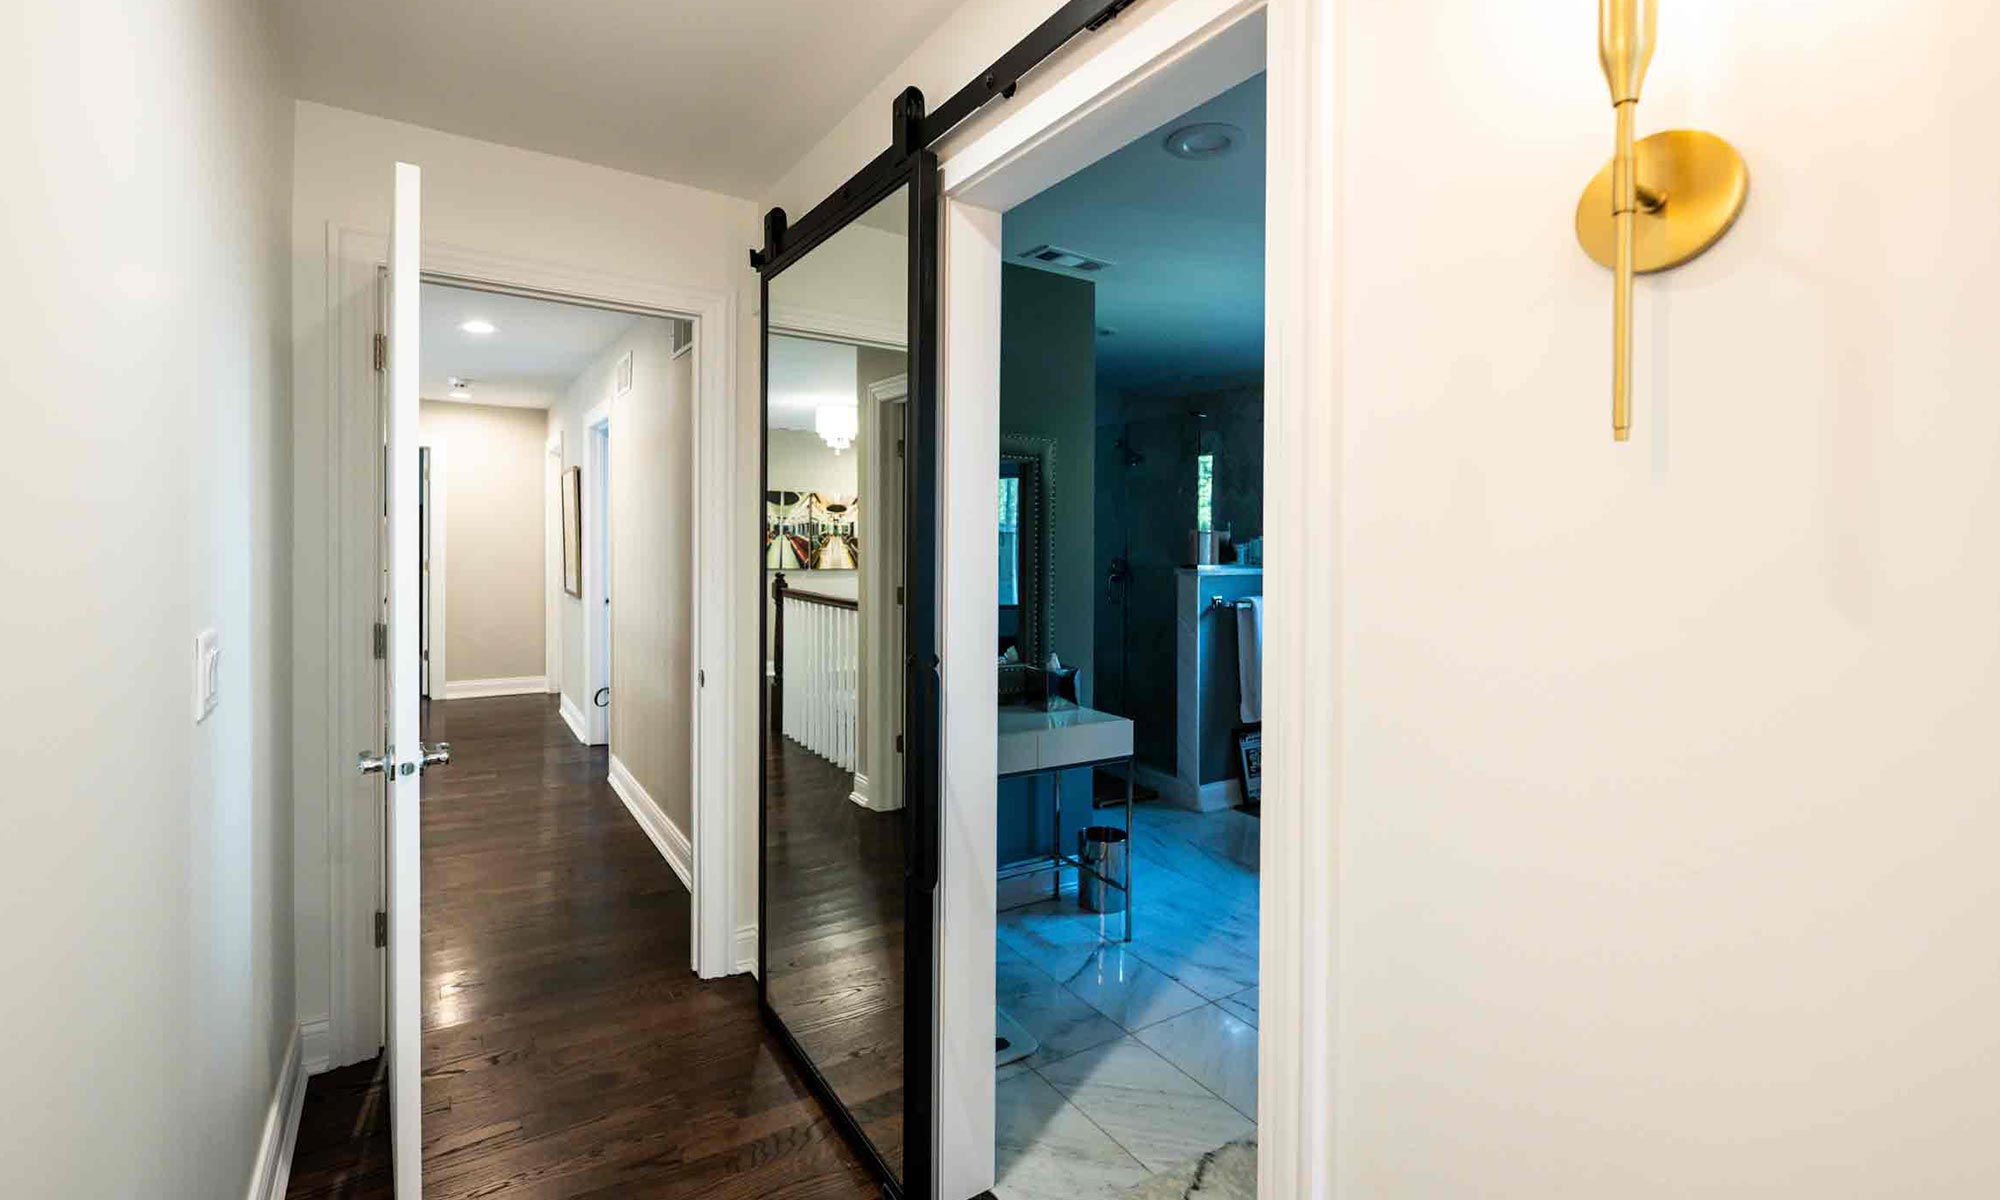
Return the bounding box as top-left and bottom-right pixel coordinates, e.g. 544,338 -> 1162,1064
384,160 -> 428,1197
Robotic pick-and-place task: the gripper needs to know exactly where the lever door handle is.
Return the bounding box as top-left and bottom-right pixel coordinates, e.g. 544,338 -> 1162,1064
420,742 -> 452,770
357,750 -> 391,775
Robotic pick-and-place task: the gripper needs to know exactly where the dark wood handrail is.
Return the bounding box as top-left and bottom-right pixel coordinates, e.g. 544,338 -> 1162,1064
780,588 -> 858,611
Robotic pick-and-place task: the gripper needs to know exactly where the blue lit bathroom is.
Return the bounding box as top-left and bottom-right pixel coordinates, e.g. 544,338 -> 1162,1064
989,71 -> 1266,1200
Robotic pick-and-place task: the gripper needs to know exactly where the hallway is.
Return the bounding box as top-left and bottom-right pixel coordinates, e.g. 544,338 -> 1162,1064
287,695 -> 881,1199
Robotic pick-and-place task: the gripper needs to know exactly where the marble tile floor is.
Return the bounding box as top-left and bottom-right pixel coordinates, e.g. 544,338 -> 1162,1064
993,802 -> 1259,1200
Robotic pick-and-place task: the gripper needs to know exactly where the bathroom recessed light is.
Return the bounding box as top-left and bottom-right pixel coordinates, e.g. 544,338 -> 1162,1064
459,319 -> 497,335
1162,122 -> 1243,160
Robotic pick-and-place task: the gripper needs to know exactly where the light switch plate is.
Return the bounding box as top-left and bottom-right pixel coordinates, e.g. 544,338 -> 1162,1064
194,628 -> 220,723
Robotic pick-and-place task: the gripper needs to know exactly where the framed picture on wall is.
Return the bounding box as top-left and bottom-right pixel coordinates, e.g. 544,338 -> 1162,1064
561,465 -> 583,597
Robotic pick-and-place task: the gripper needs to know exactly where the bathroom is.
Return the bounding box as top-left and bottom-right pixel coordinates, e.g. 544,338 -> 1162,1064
990,71 -> 1267,1200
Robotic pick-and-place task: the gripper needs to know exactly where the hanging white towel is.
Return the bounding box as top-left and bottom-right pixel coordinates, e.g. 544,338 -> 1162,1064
1236,595 -> 1263,724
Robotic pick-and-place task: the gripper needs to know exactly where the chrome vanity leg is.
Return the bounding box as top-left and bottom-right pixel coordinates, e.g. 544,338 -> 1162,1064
1124,757 -> 1135,943
1050,769 -> 1062,904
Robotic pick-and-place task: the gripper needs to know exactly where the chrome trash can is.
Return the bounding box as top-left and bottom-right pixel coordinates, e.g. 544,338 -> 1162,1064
1078,826 -> 1128,914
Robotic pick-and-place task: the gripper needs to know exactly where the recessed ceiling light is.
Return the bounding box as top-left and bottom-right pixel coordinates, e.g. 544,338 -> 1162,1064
1162,122 -> 1243,160
459,319 -> 497,335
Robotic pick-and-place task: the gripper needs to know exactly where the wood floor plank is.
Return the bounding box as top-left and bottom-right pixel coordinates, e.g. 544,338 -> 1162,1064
285,694 -> 881,1200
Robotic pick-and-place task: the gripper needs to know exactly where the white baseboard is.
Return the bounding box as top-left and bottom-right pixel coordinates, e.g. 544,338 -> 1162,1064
299,1017 -> 332,1075
245,1023 -> 310,1200
847,771 -> 906,812
443,674 -> 549,700
1194,776 -> 1243,812
735,922 -> 759,976
607,754 -> 693,890
559,693 -> 589,744
1135,763 -> 1241,812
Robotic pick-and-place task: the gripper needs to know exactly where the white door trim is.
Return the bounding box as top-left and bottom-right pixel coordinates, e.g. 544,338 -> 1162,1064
314,238 -> 744,1071
544,433 -> 563,693
583,402 -> 612,747
930,3 -> 1334,1197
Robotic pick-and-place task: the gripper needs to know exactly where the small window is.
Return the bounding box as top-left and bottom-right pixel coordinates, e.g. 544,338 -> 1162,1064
997,474 -> 1021,606
1196,452 -> 1215,533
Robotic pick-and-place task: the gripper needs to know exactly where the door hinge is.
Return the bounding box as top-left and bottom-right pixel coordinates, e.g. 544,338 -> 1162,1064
373,910 -> 388,947
895,585 -> 905,605
373,621 -> 387,660
896,438 -> 905,458
373,333 -> 387,372
895,734 -> 904,753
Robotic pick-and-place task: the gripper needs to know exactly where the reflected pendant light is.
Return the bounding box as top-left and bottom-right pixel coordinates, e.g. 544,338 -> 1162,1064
815,402 -> 859,454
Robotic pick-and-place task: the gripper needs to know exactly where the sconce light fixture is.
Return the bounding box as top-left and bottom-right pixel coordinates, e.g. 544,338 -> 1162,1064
1578,0 -> 1748,441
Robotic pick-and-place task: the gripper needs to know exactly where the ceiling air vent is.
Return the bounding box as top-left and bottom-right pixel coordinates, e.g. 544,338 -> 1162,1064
1019,244 -> 1114,273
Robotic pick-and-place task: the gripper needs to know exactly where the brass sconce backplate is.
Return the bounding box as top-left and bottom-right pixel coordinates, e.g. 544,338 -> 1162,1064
1576,129 -> 1749,273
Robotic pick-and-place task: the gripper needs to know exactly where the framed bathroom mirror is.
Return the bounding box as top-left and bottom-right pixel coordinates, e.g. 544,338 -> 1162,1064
757,149 -> 940,1200
998,434 -> 1054,696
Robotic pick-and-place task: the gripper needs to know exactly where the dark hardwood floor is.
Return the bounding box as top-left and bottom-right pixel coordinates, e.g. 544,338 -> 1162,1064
286,694 -> 881,1200
762,726 -> 906,1177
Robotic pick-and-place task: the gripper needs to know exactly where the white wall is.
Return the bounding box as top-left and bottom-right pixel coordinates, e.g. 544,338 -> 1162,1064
1329,1 -> 2000,1195
547,320 -> 697,831
0,0 -> 297,1193
765,0 -> 1074,219
291,100 -> 761,1061
420,400 -> 548,684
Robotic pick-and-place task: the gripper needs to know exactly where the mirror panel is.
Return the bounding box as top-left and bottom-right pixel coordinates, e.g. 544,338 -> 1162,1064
761,183 -> 912,1182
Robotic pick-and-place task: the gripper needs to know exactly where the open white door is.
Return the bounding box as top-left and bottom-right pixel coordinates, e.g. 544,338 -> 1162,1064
358,160 -> 445,1197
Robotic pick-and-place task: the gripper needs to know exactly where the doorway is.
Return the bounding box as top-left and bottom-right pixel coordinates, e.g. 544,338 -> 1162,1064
985,67 -> 1267,1200
927,4 -> 1279,1196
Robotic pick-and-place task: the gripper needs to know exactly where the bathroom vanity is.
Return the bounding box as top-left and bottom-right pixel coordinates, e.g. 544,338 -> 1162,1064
996,703 -> 1136,940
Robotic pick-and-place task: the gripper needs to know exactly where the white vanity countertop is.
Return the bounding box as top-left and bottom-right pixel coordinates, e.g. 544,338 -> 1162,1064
997,704 -> 1134,776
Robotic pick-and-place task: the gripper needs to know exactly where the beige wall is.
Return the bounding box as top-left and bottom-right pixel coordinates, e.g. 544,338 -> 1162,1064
419,401 -> 547,684
1329,0 -> 2000,1194
4,0 -> 297,1193
549,319 -> 695,829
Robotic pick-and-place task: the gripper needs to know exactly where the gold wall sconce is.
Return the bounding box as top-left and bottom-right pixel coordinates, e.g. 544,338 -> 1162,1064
1578,0 -> 1748,441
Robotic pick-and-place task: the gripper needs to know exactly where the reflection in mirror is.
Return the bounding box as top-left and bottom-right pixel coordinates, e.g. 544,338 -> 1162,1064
762,183 -> 911,1181
998,435 -> 1053,698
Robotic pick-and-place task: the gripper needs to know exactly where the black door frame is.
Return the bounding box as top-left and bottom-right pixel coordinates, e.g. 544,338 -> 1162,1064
752,5 -> 1141,1197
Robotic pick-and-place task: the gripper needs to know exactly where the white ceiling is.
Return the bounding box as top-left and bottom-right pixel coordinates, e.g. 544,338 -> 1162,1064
768,335 -> 857,431
1004,73 -> 1266,395
276,0 -> 967,198
421,283 -> 644,409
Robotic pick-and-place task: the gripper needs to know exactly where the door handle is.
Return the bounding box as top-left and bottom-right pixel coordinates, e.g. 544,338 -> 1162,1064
357,743 -> 449,775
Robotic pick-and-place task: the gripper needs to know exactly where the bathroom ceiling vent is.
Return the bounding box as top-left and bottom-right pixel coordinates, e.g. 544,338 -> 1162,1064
1019,244 -> 1114,273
